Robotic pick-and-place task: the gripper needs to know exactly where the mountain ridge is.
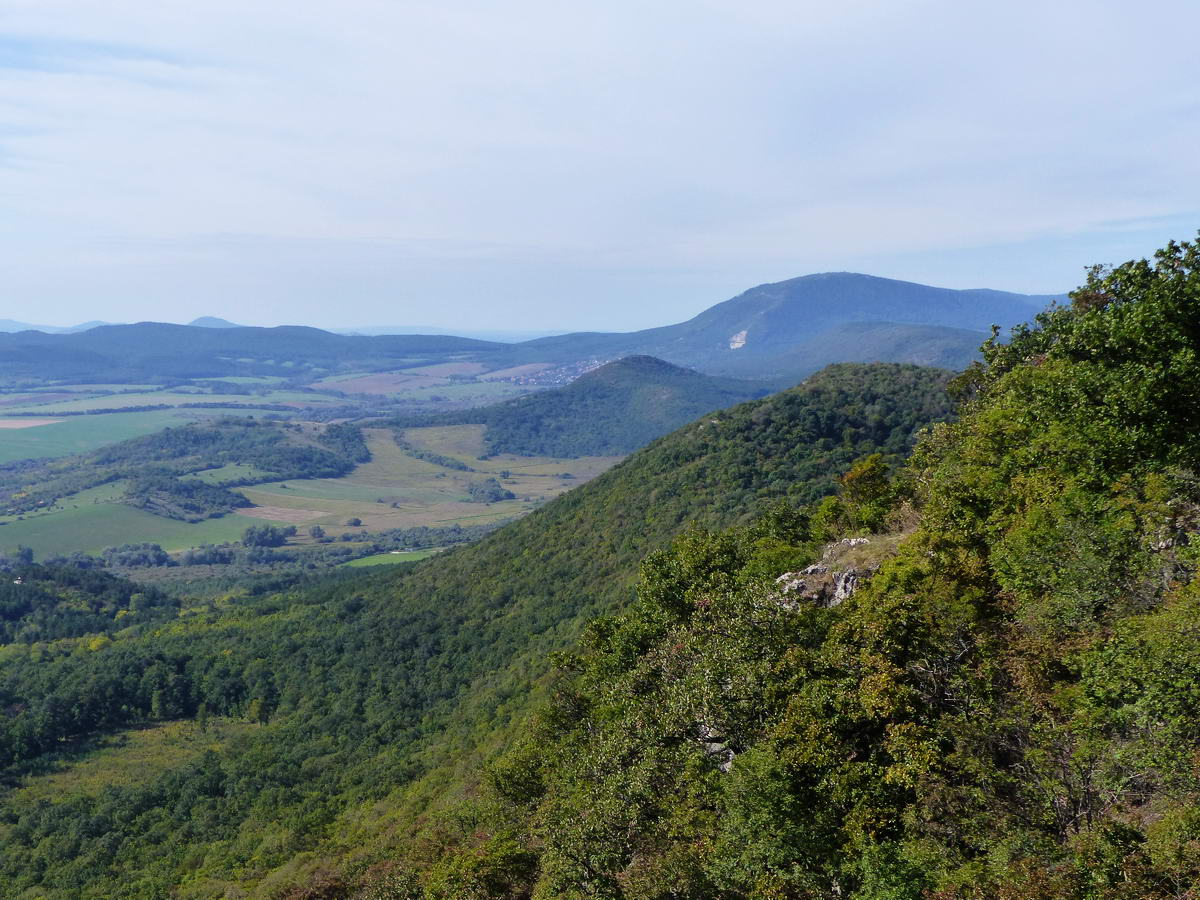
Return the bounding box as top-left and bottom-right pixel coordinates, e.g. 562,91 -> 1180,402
0,272 -> 1057,383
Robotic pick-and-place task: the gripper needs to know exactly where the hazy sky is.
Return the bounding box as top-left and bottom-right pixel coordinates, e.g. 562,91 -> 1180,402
3,1 -> 1199,331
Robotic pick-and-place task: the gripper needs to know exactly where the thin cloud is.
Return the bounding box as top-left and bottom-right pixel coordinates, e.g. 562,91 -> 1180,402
0,0 -> 1197,329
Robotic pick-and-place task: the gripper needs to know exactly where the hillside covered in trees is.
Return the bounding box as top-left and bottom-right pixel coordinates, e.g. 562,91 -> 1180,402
4,235 -> 1197,899
397,238 -> 1200,898
0,362 -> 954,897
397,355 -> 770,457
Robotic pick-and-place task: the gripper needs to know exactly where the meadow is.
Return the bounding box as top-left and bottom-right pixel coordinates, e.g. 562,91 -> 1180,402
0,388 -> 340,414
237,426 -> 619,532
0,426 -> 621,558
342,548 -> 443,567
0,408 -> 264,464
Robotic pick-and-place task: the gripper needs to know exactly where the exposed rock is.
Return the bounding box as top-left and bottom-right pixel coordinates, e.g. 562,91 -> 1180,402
697,722 -> 735,772
772,536 -> 885,608
833,570 -> 860,605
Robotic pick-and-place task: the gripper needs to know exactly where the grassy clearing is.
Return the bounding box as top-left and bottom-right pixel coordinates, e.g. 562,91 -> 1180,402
341,548 -> 442,567
0,504 -> 278,557
0,719 -> 254,812
240,426 -> 621,532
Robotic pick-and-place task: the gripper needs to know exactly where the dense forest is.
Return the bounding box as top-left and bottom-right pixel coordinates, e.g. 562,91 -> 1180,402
2,236 -> 1197,898
0,362 -> 953,897
396,239 -> 1200,897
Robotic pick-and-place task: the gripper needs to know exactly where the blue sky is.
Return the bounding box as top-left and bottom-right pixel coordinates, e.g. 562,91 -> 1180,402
2,0 -> 1198,331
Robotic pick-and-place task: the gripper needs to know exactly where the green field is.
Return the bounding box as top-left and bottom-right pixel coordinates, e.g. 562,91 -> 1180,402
342,548 -> 442,567
0,409 -> 265,464
0,425 -> 622,558
239,427 -> 620,532
0,503 -> 286,556
31,383 -> 162,391
0,388 -> 339,414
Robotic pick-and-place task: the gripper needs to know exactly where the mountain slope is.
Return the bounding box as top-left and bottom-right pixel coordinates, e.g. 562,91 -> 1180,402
0,273 -> 1053,384
0,363 -> 956,896
511,272 -> 1056,377
410,239 -> 1200,898
730,320 -> 990,382
423,355 -> 770,456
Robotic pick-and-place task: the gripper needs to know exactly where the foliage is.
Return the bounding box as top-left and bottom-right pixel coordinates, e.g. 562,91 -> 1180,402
467,478 -> 517,503
0,418 -> 370,521
0,362 -> 953,896
0,564 -> 178,644
394,430 -> 475,470
397,356 -> 768,457
402,237 -> 1200,898
241,524 -> 298,547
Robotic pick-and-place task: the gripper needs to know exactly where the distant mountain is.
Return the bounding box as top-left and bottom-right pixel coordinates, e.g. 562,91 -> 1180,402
0,319 -> 113,334
737,320 -> 992,385
507,272 -> 1059,379
0,273 -> 1060,384
337,325 -> 565,342
415,355 -> 770,457
188,316 -> 241,328
0,322 -> 504,381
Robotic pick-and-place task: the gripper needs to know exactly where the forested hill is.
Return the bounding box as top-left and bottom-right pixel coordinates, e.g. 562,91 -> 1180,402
388,362 -> 955,647
405,238 -> 1200,898
398,355 -> 770,456
0,362 -> 956,896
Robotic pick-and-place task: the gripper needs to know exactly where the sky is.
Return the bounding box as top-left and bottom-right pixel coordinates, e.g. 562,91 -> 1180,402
2,0 -> 1199,332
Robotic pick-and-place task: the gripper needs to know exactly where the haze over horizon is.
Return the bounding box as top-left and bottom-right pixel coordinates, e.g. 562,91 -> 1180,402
3,1 -> 1199,331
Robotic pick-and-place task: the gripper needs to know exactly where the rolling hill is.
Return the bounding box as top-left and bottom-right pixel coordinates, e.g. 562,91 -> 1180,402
407,355 -> 770,456
406,240 -> 1200,899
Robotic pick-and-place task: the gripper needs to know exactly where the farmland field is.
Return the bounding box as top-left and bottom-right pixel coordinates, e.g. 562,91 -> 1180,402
239,426 -> 620,533
0,425 -> 622,558
0,408 -> 264,464
0,388 -> 340,414
0,502 -> 283,556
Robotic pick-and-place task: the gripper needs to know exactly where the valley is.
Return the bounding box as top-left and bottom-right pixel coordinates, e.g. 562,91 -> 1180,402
3,252 -> 1197,899
0,423 -> 619,559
